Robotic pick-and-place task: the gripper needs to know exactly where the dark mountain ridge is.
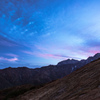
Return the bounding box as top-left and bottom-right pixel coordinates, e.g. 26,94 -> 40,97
0,53 -> 100,90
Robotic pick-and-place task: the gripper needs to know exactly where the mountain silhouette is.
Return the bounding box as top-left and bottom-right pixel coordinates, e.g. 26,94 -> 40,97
16,56 -> 100,100
0,53 -> 100,90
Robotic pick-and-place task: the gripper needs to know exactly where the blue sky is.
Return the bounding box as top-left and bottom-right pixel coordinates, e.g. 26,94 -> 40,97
0,0 -> 100,68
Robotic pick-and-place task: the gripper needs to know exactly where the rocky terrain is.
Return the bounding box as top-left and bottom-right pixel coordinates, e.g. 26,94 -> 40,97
0,53 -> 100,90
16,57 -> 100,100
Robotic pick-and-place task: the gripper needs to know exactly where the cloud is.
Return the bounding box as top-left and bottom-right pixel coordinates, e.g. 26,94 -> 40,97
0,35 -> 18,47
5,53 -> 19,57
22,50 -> 81,60
41,33 -> 51,37
38,53 -> 61,59
22,51 -> 36,55
23,50 -> 65,59
0,57 -> 18,62
35,45 -> 46,50
85,39 -> 100,47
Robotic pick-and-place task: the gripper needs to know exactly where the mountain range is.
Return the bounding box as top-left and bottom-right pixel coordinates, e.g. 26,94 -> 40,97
0,53 -> 100,91
16,55 -> 100,100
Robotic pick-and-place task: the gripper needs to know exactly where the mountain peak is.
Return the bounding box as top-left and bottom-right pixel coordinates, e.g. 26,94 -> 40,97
57,53 -> 100,66
94,53 -> 100,57
57,59 -> 79,65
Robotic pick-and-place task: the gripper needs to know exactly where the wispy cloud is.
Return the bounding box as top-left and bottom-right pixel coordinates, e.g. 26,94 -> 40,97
23,50 -> 65,59
5,53 -> 19,57
0,36 -> 18,47
35,45 -> 48,51
38,53 -> 69,59
0,57 -> 18,62
22,50 -> 81,60
22,51 -> 36,55
41,33 -> 51,37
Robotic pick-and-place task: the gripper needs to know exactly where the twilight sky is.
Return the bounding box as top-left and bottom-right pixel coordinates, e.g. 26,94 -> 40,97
0,0 -> 100,68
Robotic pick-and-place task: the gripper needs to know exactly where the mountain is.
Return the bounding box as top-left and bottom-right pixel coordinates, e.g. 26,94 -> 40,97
15,57 -> 100,100
0,53 -> 100,90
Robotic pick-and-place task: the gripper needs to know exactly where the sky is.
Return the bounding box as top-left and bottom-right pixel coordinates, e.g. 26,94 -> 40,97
0,0 -> 100,68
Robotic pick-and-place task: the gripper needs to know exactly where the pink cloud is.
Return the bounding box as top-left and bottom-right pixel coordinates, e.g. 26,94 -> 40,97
0,57 -> 18,62
22,51 -> 36,55
70,46 -> 100,60
88,48 -> 100,55
38,53 -> 66,59
23,50 -> 68,60
38,54 -> 58,59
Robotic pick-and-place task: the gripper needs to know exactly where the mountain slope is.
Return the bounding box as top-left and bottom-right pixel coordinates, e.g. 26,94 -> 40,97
16,58 -> 100,100
0,53 -> 100,90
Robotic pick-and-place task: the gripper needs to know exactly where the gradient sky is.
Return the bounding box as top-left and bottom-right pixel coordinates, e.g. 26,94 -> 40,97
0,0 -> 100,68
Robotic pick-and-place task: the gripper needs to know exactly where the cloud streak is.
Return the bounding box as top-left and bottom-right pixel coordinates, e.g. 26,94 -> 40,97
5,53 -> 19,57
0,57 -> 18,62
23,50 -> 81,60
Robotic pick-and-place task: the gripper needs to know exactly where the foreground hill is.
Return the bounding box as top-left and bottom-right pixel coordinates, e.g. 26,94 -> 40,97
0,53 -> 100,90
16,58 -> 100,100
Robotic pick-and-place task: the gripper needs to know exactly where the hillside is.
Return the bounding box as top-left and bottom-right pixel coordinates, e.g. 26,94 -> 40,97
16,58 -> 100,100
